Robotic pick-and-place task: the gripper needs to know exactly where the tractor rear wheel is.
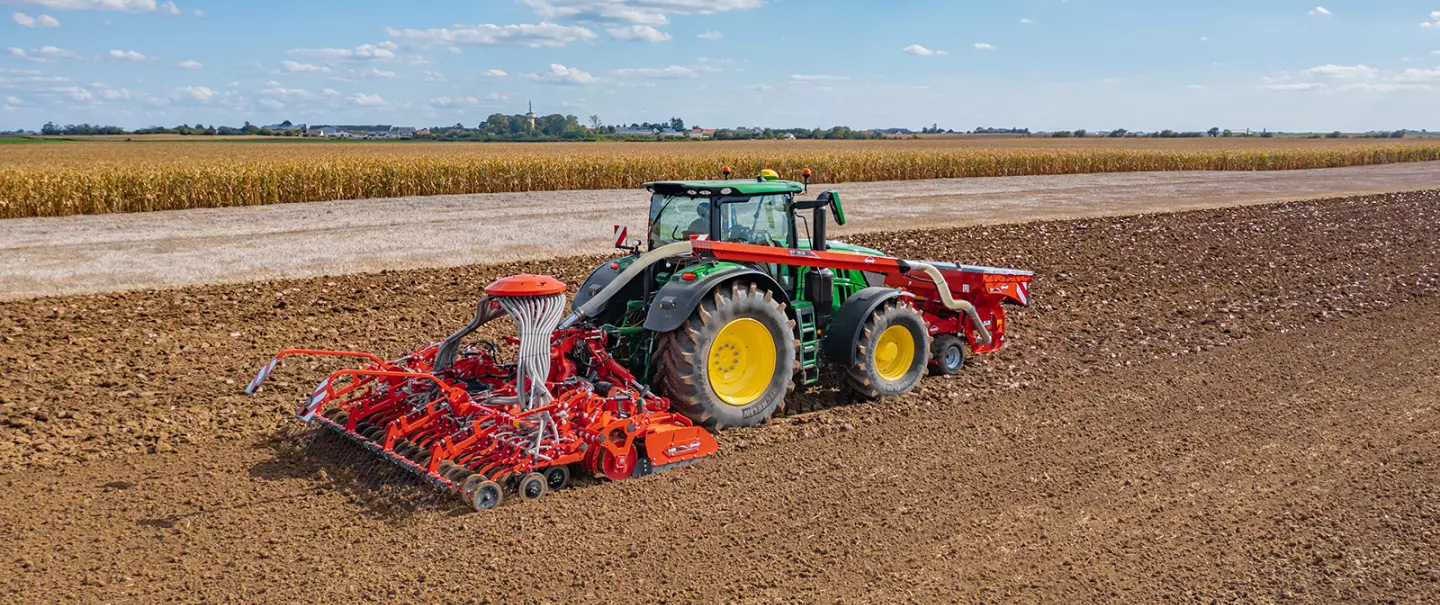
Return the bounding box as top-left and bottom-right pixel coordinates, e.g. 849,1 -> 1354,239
845,300 -> 930,399
655,281 -> 796,430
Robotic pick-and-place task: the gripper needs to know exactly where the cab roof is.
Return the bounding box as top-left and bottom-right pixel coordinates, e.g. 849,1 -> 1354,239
644,179 -> 805,196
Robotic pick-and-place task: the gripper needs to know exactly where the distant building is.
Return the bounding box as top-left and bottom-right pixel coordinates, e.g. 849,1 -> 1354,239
526,101 -> 537,131
614,127 -> 658,137
688,127 -> 717,139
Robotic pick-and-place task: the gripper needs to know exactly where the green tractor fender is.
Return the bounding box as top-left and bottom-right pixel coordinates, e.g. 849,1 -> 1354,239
643,265 -> 793,333
821,287 -> 908,366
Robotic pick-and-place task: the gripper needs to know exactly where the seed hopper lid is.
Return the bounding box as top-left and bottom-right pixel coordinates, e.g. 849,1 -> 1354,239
484,274 -> 567,297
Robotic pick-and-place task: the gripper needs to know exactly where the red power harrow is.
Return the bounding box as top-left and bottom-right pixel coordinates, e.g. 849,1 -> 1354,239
245,275 -> 717,510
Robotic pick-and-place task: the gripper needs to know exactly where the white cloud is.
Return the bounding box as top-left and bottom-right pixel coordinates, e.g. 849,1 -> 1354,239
1185,84 -> 1204,90
1302,64 -> 1377,80
790,74 -> 848,81
612,64 -> 697,78
1308,6 -> 1331,16
482,68 -> 508,78
744,83 -> 770,91
1424,11 -> 1440,28
1338,82 -> 1432,93
1261,82 -> 1325,91
1395,67 -> 1440,82
431,96 -> 480,107
280,60 -> 329,73
176,59 -> 202,69
528,62 -> 598,85
159,0 -> 177,14
362,68 -> 397,78
287,44 -> 396,61
3,0 -> 166,12
107,49 -> 155,61
98,87 -> 132,99
176,85 -> 216,101
902,44 -> 947,56
1019,17 -> 1033,24
258,98 -> 284,110
698,31 -> 722,40
485,92 -> 509,101
384,22 -> 597,48
606,24 -> 670,41
260,85 -> 312,98
974,42 -> 995,51
12,12 -> 60,26
350,92 -> 386,106
519,0 -> 764,26
422,70 -> 446,81
192,8 -> 200,17
7,45 -> 81,62
1199,36 -> 1209,42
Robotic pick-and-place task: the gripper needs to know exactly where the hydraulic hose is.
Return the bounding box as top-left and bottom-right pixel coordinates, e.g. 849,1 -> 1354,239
558,240 -> 695,330
905,262 -> 993,347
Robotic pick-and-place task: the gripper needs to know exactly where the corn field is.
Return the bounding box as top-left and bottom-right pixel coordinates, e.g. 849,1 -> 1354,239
4,138 -> 1440,219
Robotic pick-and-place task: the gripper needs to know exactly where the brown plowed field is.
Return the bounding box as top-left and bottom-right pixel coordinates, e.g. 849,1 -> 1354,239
1,191 -> 1437,602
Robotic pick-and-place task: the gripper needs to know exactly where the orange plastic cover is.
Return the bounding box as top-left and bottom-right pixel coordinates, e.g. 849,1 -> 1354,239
483,274 -> 567,297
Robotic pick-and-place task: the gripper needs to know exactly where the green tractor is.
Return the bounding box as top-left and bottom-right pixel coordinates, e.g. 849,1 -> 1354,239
572,170 -> 1034,430
246,169 -> 1033,507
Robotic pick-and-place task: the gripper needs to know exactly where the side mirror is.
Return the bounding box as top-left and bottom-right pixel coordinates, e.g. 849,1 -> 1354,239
819,191 -> 845,225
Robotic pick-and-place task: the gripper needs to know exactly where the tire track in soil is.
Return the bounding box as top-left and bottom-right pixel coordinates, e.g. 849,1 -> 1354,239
0,190 -> 1437,602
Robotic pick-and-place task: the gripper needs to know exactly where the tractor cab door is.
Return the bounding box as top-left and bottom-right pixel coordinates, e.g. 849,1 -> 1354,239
716,194 -> 796,291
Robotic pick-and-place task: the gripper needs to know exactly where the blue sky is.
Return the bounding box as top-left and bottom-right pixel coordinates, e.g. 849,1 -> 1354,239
2,0 -> 1439,131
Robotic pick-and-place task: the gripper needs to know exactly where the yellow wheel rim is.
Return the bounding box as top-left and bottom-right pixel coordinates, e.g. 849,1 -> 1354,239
874,325 -> 916,381
707,318 -> 777,406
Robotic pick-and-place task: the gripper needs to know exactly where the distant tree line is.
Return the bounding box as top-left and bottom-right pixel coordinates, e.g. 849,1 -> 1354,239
40,122 -> 127,135
972,126 -> 1030,134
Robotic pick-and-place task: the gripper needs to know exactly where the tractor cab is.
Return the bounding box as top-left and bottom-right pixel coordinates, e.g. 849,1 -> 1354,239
646,179 -> 801,249
645,175 -> 846,253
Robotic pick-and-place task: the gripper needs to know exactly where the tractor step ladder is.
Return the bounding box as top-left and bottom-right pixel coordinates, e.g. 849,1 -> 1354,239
794,302 -> 821,385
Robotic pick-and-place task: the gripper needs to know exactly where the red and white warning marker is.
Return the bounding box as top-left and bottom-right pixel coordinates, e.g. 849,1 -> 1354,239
613,225 -> 628,248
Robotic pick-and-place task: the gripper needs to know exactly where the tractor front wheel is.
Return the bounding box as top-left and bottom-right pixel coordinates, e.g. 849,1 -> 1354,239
655,281 -> 796,430
846,300 -> 930,399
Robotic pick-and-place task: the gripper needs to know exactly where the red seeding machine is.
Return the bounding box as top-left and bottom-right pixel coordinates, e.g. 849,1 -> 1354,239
247,171 -> 1033,510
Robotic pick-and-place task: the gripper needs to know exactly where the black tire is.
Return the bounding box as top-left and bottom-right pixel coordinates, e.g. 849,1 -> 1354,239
928,334 -> 967,376
464,476 -> 502,511
654,281 -> 796,430
518,473 -> 547,501
543,466 -> 571,491
845,299 -> 930,399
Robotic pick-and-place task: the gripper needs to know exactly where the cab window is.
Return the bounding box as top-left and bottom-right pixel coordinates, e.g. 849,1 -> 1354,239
649,194 -> 710,247
719,195 -> 791,247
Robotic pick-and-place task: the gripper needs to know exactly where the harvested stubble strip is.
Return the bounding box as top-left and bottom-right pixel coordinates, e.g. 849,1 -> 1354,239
3,144 -> 1440,218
